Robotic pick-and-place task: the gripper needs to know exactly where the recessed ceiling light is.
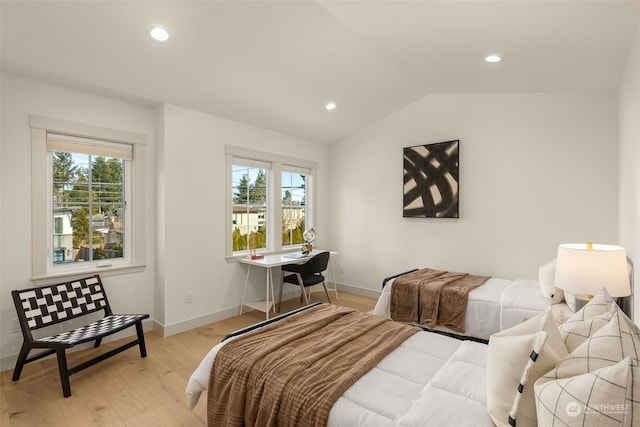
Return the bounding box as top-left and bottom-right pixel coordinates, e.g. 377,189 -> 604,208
325,102 -> 336,111
150,27 -> 169,42
484,55 -> 502,63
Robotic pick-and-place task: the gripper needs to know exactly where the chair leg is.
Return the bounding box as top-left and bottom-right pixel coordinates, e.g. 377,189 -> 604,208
94,337 -> 103,348
297,274 -> 310,305
322,282 -> 332,304
56,348 -> 72,398
12,344 -> 31,381
136,322 -> 147,358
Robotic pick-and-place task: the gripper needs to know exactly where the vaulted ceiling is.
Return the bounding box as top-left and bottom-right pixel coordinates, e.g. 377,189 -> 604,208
2,1 -> 639,143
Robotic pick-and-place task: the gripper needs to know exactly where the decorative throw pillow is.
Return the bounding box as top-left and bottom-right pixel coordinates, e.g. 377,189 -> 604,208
536,308 -> 640,427
535,357 -> 631,427
538,259 -> 564,304
551,310 -> 639,378
487,311 -> 568,427
559,287 -> 616,352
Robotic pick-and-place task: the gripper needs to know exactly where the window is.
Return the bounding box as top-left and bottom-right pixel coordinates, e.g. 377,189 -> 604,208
49,137 -> 128,265
281,168 -> 308,247
30,115 -> 146,279
226,145 -> 316,258
232,161 -> 269,252
54,216 -> 63,234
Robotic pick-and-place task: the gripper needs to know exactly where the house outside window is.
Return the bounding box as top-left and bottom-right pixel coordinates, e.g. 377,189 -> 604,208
53,208 -> 73,263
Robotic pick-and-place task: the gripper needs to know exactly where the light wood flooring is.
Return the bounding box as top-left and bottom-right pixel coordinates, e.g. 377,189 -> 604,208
0,291 -> 377,427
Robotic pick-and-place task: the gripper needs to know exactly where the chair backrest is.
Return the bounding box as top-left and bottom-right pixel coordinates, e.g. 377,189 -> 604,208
12,275 -> 111,332
301,251 -> 330,274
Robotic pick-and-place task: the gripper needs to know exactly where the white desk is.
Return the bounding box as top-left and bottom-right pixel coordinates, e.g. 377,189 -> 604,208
239,250 -> 338,319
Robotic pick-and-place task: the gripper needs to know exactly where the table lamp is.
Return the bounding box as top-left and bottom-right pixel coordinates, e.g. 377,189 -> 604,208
302,228 -> 316,254
554,242 -> 631,312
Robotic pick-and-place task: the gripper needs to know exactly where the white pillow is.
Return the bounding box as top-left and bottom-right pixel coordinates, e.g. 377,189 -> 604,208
535,357 -> 631,427
487,311 -> 568,427
559,288 -> 616,352
538,259 -> 564,304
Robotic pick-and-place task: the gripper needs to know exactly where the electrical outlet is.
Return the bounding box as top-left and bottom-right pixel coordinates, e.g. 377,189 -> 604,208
185,291 -> 193,304
11,318 -> 21,333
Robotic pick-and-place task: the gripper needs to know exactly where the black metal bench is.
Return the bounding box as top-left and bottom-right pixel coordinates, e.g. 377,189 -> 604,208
11,274 -> 149,397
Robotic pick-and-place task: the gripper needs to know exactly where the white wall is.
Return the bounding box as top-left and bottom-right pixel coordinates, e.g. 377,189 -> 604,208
329,93 -> 620,293
0,62 -> 632,369
619,26 -> 640,321
0,74 -> 331,370
156,103 -> 330,332
0,73 -> 156,369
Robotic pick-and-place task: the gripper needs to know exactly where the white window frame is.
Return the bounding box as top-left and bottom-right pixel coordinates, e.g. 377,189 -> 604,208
225,145 -> 316,259
30,115 -> 146,281
281,164 -> 311,248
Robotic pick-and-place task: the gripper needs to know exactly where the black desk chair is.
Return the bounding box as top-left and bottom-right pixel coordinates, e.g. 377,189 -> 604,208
278,251 -> 331,312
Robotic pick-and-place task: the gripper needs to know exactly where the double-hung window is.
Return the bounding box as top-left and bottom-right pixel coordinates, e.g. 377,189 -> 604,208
30,115 -> 146,279
49,134 -> 130,265
281,166 -> 308,247
232,160 -> 269,252
226,145 -> 316,258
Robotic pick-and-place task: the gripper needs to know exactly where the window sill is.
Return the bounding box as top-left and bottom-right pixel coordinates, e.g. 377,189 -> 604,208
31,263 -> 146,286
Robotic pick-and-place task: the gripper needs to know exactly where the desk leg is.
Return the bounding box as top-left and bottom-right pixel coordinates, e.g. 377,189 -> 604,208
268,267 -> 276,314
265,267 -> 271,320
329,257 -> 339,300
240,264 -> 251,315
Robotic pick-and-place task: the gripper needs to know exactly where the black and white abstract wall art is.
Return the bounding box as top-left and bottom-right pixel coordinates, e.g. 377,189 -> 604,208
403,140 -> 459,218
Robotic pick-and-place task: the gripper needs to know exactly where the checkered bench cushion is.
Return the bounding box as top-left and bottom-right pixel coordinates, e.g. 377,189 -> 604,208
38,314 -> 149,346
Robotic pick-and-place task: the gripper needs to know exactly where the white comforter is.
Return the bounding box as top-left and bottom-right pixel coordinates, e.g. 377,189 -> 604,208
373,277 -> 550,339
186,330 -> 493,426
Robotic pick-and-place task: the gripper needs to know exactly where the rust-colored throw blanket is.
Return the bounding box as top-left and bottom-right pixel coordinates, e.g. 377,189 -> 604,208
207,304 -> 419,427
390,268 -> 490,333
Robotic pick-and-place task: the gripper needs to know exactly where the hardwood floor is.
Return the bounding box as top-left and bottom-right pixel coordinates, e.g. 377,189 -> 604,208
0,291 -> 377,427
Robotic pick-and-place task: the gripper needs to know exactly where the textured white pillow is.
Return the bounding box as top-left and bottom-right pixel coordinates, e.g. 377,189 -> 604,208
487,311 -> 568,427
538,259 -> 564,304
535,357 -> 631,427
536,308 -> 640,427
559,287 -> 616,352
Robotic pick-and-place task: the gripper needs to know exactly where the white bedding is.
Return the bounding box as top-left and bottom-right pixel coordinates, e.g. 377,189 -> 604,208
373,276 -> 550,339
186,329 -> 493,426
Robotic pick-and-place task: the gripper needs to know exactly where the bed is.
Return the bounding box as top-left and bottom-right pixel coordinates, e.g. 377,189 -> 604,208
372,268 -> 552,340
186,303 -> 493,426
187,288 -> 639,427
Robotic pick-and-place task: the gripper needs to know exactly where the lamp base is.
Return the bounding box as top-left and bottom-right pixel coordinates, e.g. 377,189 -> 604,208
617,295 -> 633,321
564,291 -> 593,312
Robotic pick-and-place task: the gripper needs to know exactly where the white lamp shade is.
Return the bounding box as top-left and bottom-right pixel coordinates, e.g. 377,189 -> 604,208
554,243 -> 630,297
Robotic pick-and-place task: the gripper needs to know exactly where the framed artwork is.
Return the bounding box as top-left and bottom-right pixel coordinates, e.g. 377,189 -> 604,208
403,140 -> 459,218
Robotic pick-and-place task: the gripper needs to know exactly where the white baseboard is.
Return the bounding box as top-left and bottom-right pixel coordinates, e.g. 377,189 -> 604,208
155,306 -> 240,337
154,288 -> 303,337
334,282 -> 382,299
153,282 -> 384,337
